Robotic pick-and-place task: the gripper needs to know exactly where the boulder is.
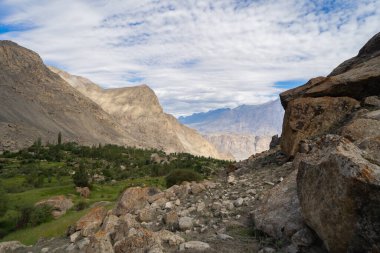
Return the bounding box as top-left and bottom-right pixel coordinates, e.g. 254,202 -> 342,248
179,217 -> 194,231
76,206 -> 107,237
296,135 -> 380,253
113,228 -> 161,253
84,231 -> 114,253
340,110 -> 380,143
35,195 -> 73,218
252,169 -> 305,239
280,32 -> 380,110
0,241 -> 26,252
269,134 -> 281,149
155,230 -> 185,246
76,187 -> 91,198
114,187 -> 161,216
179,241 -> 211,251
363,96 -> 380,107
138,207 -> 155,222
163,211 -> 179,231
280,96 -> 359,156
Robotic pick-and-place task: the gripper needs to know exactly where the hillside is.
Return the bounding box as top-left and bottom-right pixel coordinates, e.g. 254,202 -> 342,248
49,67 -> 231,160
0,41 -> 139,151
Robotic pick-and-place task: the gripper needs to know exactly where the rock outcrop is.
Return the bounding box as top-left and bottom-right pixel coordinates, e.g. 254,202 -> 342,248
276,32 -> 380,252
281,96 -> 359,156
50,67 -> 230,160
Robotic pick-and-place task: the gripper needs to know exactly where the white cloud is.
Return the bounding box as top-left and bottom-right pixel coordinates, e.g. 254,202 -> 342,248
0,0 -> 379,116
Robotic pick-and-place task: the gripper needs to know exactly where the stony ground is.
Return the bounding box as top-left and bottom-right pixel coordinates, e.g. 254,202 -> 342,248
9,149 -> 294,253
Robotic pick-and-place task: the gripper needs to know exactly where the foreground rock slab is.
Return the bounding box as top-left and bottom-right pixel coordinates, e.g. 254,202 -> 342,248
296,135 -> 380,253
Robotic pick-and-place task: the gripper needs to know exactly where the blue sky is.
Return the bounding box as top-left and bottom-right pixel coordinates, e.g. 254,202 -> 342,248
0,0 -> 379,116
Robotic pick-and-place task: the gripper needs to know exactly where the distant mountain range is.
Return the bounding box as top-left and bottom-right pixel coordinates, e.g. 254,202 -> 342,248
0,40 -> 229,160
179,100 -> 284,160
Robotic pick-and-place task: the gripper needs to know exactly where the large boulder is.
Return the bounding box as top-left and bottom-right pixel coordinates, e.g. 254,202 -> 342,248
114,187 -> 161,216
76,206 -> 108,237
252,169 -> 304,239
281,96 -> 359,156
280,33 -> 380,109
35,195 -> 74,218
295,135 -> 380,253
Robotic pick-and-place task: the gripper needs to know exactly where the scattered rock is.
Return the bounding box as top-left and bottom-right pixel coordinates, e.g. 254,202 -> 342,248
76,186 -> 91,198
179,241 -> 211,251
179,217 -> 194,231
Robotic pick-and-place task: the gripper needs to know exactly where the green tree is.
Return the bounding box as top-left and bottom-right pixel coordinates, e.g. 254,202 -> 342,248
73,163 -> 90,187
0,185 -> 8,216
58,132 -> 62,145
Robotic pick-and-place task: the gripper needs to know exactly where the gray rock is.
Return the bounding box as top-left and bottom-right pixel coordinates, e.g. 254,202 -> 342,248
179,217 -> 194,231
179,241 -> 211,251
296,135 -> 380,253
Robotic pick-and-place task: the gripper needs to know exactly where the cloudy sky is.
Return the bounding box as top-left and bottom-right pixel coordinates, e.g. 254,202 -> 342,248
0,0 -> 379,116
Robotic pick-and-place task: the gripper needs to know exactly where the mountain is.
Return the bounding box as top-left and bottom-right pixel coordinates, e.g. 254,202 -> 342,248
179,99 -> 284,135
0,40 -> 139,151
49,67 -> 231,160
179,99 -> 284,160
0,40 -> 228,160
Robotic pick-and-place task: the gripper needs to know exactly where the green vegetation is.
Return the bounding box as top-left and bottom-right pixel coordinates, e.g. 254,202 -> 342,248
165,169 -> 202,187
0,140 -> 230,242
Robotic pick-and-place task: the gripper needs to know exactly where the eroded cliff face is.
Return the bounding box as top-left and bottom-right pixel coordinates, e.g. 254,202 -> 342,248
203,133 -> 272,161
50,67 -> 231,160
0,41 -> 139,151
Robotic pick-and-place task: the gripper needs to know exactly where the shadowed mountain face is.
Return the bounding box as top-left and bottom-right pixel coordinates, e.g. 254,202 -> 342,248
179,100 -> 284,160
0,40 -> 140,151
49,67 -> 231,160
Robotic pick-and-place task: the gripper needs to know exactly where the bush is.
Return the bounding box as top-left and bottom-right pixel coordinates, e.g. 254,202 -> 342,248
165,169 -> 202,187
16,205 -> 53,228
73,164 -> 89,187
0,186 -> 8,216
75,200 -> 89,211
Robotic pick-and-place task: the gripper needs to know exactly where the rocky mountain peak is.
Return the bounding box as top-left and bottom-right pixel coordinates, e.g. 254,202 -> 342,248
0,40 -> 48,75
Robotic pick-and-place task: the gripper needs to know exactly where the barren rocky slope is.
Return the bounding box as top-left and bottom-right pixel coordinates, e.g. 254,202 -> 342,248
50,67 -> 231,160
0,41 -> 139,151
179,100 -> 284,160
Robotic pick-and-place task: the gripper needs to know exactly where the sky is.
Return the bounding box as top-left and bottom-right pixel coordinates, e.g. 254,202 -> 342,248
0,0 -> 379,116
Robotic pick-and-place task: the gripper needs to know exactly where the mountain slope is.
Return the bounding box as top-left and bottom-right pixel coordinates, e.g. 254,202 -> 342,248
50,67 -> 231,160
179,99 -> 284,135
0,40 -> 139,151
179,100 -> 284,160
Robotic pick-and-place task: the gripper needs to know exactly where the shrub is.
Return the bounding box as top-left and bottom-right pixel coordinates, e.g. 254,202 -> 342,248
73,164 -> 90,187
0,186 -> 8,216
165,169 -> 202,187
75,200 -> 89,211
16,205 -> 53,228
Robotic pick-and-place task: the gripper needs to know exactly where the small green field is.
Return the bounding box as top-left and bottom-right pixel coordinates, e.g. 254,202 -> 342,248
0,141 -> 229,244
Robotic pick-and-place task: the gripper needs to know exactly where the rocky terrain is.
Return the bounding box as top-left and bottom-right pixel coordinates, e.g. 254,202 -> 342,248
0,40 -> 227,160
49,67 -> 231,160
179,100 -> 284,160
0,32 -> 379,253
